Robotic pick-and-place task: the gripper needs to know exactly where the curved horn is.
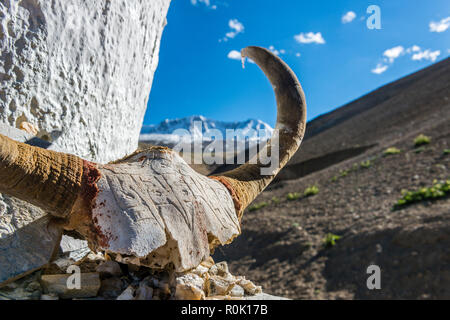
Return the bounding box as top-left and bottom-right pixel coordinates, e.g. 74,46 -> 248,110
211,46 -> 307,220
0,134 -> 84,217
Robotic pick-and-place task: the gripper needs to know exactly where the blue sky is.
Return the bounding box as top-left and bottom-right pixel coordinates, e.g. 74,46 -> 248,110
143,0 -> 450,127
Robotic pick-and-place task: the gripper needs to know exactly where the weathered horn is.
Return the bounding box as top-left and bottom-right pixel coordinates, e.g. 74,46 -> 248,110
0,133 -> 84,217
211,46 -> 307,220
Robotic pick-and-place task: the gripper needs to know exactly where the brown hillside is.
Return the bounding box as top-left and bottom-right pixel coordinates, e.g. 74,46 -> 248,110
277,57 -> 450,181
213,58 -> 450,299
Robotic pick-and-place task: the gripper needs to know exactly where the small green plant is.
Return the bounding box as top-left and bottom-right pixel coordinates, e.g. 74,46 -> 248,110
340,169 -> 349,177
304,185 -> 319,197
383,147 -> 401,156
248,201 -> 268,212
360,160 -> 372,168
443,149 -> 450,155
271,196 -> 280,204
415,146 -> 425,154
394,179 -> 450,209
286,192 -> 301,201
414,134 -> 431,147
330,175 -> 338,182
323,233 -> 342,248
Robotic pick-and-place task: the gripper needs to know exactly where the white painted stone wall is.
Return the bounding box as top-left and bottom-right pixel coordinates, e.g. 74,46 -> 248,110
0,0 -> 171,163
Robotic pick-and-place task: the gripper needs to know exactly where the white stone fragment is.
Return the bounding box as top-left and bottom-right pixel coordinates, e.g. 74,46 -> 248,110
206,275 -> 234,296
209,261 -> 230,276
175,273 -> 205,300
229,284 -> 245,297
52,258 -> 76,270
191,265 -> 209,277
59,235 -> 91,262
60,235 -> 89,253
85,252 -> 106,262
237,279 -> 263,296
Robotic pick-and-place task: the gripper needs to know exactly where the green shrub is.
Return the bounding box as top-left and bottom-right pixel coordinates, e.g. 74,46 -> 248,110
286,192 -> 301,201
414,134 -> 431,147
443,149 -> 450,155
360,160 -> 372,168
383,147 -> 401,156
330,175 -> 338,182
394,179 -> 450,209
248,201 -> 268,212
415,146 -> 425,154
271,196 -> 280,204
323,233 -> 342,248
340,169 -> 349,177
304,185 -> 319,197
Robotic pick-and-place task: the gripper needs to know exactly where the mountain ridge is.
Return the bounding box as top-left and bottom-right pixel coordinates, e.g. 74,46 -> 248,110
140,115 -> 273,144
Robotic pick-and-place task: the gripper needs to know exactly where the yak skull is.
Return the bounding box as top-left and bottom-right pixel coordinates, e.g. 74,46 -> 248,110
0,46 -> 306,272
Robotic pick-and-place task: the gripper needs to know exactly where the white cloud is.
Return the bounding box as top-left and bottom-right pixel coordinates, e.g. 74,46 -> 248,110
342,11 -> 356,24
191,0 -> 210,6
429,17 -> 450,33
372,44 -> 441,75
220,19 -> 244,41
268,45 -> 285,56
191,0 -> 217,10
227,19 -> 244,38
383,46 -> 404,63
412,49 -> 441,62
296,52 -> 301,57
294,32 -> 325,44
406,45 -> 421,53
371,63 -> 388,74
227,50 -> 241,60
372,45 -> 404,75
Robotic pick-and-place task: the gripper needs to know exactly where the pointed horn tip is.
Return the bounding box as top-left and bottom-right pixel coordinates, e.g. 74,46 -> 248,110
240,46 -> 267,60
240,47 -> 249,59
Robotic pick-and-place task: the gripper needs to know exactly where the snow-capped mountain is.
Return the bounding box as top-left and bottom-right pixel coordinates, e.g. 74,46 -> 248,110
140,115 -> 273,145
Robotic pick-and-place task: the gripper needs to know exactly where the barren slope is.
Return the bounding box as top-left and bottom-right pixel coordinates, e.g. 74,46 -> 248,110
277,57 -> 450,181
213,58 -> 450,299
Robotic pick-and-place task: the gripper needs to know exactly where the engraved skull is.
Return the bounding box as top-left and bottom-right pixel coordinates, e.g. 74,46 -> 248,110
0,47 -> 306,273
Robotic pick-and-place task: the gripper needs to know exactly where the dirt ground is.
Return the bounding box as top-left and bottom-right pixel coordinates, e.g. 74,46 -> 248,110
213,118 -> 450,299
212,58 -> 450,300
